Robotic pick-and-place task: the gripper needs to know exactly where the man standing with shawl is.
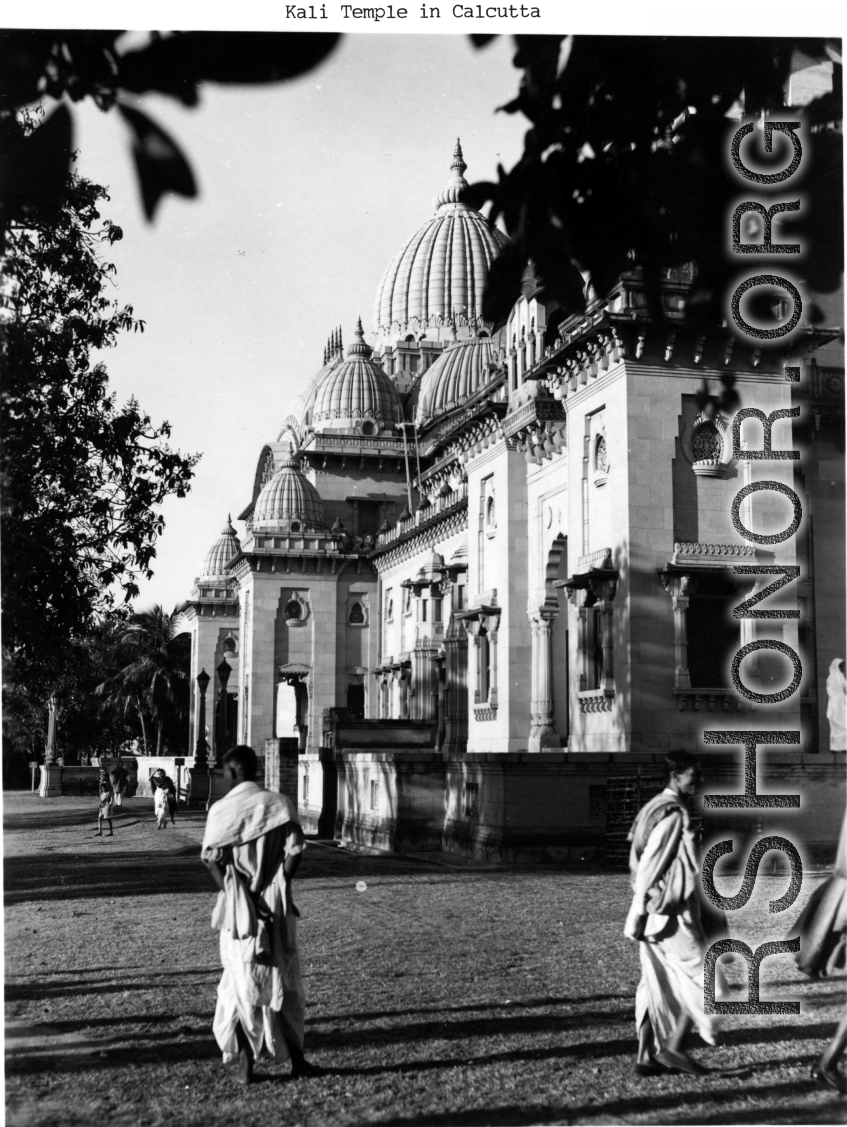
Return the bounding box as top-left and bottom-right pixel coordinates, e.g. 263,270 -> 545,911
201,744 -> 319,1083
624,748 -> 719,1077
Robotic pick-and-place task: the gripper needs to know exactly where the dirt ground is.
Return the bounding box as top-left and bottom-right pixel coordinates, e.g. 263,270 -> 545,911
3,792 -> 846,1127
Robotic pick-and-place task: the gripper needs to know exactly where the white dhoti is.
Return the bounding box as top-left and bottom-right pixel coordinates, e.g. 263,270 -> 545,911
625,788 -> 719,1056
202,782 -> 306,1064
214,912 -> 305,1062
635,909 -> 717,1052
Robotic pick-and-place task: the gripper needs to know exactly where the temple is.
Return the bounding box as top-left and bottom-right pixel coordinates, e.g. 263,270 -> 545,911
182,136 -> 845,862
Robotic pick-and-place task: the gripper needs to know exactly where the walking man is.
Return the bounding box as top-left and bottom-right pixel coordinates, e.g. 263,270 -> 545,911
624,748 -> 719,1076
201,744 -> 319,1083
108,758 -> 128,811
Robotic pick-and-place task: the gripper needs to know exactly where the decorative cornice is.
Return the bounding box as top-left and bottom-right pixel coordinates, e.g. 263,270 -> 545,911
672,542 -> 756,565
373,505 -> 469,572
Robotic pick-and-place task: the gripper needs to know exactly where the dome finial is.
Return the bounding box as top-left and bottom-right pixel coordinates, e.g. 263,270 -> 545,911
434,137 -> 470,211
451,137 -> 467,177
347,316 -> 372,358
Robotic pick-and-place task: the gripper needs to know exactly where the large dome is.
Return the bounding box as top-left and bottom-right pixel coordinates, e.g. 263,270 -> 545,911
312,319 -> 402,432
372,141 -> 509,343
200,516 -> 241,579
415,336 -> 499,428
253,458 -> 325,531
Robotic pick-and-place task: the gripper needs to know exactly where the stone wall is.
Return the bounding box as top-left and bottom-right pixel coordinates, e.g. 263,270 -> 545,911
325,748 -> 846,865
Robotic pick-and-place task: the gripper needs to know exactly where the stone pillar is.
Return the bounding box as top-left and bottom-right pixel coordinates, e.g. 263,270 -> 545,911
528,611 -> 560,752
576,601 -> 590,692
443,633 -> 468,755
39,694 -> 63,797
488,624 -> 499,708
661,573 -> 696,689
472,635 -> 484,703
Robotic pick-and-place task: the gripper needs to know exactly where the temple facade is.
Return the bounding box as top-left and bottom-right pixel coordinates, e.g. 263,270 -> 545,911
183,136 -> 845,862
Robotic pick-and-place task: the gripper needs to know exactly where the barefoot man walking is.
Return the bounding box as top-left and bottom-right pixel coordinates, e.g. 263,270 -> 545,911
624,748 -> 719,1077
201,744 -> 319,1083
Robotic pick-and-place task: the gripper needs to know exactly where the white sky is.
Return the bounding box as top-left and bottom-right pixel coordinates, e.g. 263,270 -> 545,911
69,34 -> 528,612
17,9 -> 845,615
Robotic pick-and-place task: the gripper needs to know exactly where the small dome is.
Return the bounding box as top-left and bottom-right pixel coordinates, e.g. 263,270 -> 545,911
253,458 -> 325,531
312,319 -> 401,432
373,141 -> 509,343
200,516 -> 241,579
416,336 -> 498,428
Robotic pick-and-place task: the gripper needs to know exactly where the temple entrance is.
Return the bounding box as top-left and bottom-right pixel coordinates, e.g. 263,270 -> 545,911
346,682 -> 365,719
276,682 -> 298,739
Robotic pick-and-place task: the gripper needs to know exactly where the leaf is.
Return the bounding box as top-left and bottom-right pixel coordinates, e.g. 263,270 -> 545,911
482,244 -> 528,325
117,31 -> 341,101
0,105 -> 73,224
118,104 -> 197,220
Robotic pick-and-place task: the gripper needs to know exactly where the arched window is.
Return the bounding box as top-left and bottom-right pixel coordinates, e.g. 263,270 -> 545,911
285,599 -> 302,622
360,420 -> 376,436
486,495 -> 496,529
595,435 -> 608,474
223,637 -> 237,654
349,601 -> 365,625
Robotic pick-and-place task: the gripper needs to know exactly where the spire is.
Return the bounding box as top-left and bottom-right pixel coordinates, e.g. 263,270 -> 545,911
338,325 -> 343,356
221,514 -> 236,535
451,137 -> 467,177
347,316 -> 372,358
434,137 -> 470,211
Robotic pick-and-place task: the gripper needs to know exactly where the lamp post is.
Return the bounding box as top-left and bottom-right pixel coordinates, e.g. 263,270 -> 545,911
216,658 -> 232,766
195,668 -> 211,767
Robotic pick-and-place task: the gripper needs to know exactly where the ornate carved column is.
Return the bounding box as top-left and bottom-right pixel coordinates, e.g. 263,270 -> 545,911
486,616 -> 499,708
660,572 -> 697,689
528,611 -> 559,752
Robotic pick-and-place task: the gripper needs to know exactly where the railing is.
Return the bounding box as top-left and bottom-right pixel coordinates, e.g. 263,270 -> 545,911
375,481 -> 468,548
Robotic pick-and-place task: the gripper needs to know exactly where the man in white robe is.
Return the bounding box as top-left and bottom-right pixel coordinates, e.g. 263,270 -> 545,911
201,745 -> 318,1083
624,749 -> 719,1076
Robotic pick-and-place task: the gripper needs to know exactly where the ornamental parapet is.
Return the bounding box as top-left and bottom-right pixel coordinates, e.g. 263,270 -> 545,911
673,688 -> 742,712
373,482 -> 468,554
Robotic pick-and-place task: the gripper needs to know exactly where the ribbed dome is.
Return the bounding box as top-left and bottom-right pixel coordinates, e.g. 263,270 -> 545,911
312,319 -> 401,431
200,516 -> 241,579
416,336 -> 497,427
253,458 -> 325,530
373,141 -> 509,341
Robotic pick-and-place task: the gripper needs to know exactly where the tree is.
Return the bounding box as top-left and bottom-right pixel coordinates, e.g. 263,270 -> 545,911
0,121 -> 199,707
97,605 -> 191,756
468,35 -> 842,330
2,616 -> 141,778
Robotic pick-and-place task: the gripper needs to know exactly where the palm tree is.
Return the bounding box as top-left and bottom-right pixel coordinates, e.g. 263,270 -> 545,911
97,605 -> 190,755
